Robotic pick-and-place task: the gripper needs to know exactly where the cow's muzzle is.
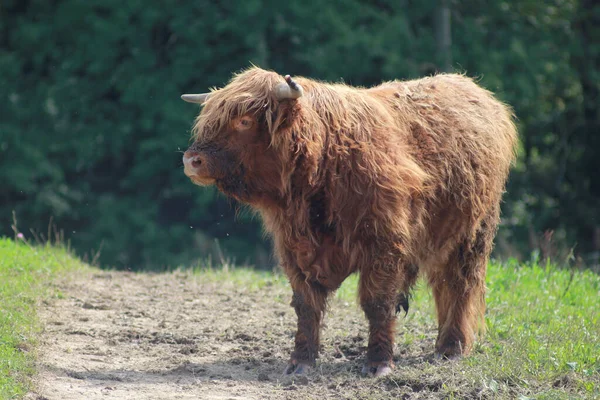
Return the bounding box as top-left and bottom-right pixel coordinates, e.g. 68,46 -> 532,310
183,150 -> 215,185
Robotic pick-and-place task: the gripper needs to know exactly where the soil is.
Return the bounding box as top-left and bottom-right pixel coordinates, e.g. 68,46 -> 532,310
28,269 -> 458,400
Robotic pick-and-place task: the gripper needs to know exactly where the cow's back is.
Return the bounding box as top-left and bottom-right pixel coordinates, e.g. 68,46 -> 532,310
370,74 -> 517,257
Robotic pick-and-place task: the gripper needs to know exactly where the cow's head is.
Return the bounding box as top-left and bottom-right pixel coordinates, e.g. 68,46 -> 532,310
181,68 -> 321,205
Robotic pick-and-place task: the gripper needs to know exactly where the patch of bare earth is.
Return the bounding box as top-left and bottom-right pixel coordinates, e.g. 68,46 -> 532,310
29,270 -> 481,400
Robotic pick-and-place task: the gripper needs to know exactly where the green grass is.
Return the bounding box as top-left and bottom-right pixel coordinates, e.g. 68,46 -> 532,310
0,238 -> 86,399
481,260 -> 599,385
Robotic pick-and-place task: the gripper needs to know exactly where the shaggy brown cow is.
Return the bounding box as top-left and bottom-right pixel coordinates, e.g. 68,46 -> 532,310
181,67 -> 517,376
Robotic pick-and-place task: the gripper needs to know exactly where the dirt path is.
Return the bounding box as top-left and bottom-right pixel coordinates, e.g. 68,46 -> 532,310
29,269 -> 446,400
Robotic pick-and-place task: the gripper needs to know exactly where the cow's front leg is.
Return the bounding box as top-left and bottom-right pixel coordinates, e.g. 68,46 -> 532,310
358,260 -> 415,378
284,283 -> 329,375
359,292 -> 396,377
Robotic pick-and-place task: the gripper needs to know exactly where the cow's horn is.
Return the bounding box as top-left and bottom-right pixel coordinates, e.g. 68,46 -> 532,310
275,75 -> 303,100
181,93 -> 211,104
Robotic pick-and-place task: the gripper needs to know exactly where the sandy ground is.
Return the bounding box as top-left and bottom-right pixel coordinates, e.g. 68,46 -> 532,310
28,269 -> 458,400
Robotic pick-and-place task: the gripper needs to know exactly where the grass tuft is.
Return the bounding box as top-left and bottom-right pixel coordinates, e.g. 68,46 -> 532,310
0,237 -> 86,398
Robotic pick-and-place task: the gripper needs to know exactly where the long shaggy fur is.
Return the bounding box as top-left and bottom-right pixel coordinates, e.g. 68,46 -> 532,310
188,67 -> 517,367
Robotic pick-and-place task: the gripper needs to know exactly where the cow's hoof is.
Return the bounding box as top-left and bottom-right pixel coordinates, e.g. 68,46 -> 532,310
435,335 -> 471,359
361,361 -> 393,377
283,360 -> 311,375
434,350 -> 462,361
434,341 -> 466,360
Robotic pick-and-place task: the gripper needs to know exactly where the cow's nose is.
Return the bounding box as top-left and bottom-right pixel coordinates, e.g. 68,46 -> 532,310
183,151 -> 206,177
183,151 -> 203,168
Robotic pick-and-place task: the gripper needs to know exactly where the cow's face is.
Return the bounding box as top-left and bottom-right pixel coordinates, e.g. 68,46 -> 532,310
181,69 -> 305,204
183,111 -> 274,202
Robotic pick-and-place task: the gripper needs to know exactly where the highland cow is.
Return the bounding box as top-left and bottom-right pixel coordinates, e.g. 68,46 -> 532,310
181,67 -> 517,376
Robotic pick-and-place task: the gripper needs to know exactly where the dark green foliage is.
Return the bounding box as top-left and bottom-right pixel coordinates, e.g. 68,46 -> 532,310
1,0 -> 598,269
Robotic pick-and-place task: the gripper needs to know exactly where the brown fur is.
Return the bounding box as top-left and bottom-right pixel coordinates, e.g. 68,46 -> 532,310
184,67 -> 517,369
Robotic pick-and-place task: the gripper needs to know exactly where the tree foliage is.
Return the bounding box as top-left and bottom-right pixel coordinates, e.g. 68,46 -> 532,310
1,0 -> 598,268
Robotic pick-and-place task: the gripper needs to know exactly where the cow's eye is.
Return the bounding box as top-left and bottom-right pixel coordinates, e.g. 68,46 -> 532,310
237,116 -> 254,130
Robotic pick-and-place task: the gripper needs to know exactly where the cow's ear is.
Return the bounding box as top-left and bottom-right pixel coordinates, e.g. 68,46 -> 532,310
266,74 -> 303,133
268,100 -> 299,135
273,102 -> 324,187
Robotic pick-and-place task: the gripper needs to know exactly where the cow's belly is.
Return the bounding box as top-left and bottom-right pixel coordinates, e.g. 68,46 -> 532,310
293,236 -> 357,290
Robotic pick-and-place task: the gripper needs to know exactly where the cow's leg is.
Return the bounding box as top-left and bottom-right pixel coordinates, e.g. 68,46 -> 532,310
284,280 -> 329,374
359,262 -> 416,377
429,211 -> 497,358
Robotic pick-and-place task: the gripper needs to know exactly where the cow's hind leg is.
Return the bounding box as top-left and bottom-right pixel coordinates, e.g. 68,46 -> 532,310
359,262 -> 417,377
429,212 -> 497,358
284,279 -> 329,375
